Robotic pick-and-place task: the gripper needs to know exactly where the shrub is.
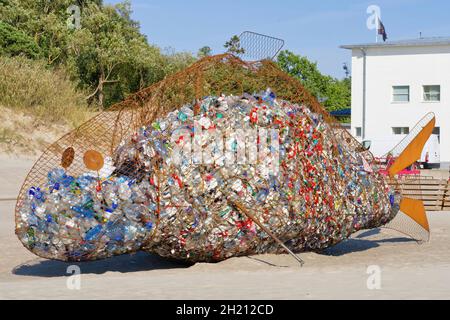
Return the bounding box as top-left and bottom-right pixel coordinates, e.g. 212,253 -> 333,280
0,21 -> 41,59
0,55 -> 90,127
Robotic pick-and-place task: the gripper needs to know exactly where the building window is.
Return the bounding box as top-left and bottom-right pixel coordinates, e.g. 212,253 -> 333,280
393,86 -> 410,102
355,127 -> 362,137
423,85 -> 440,102
392,127 -> 410,135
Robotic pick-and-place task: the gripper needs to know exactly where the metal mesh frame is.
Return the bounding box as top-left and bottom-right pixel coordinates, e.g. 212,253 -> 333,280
237,31 -> 285,61
14,54 -> 429,263
16,54 -> 359,211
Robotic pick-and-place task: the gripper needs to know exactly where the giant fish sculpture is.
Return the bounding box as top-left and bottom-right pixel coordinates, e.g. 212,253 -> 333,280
15,55 -> 434,264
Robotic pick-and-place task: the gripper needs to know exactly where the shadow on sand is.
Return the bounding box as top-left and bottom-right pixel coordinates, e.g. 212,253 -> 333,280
13,229 -> 419,276
12,251 -> 190,278
322,228 -> 417,256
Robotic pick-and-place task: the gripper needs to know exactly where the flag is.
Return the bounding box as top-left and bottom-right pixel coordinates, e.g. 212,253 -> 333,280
378,18 -> 388,42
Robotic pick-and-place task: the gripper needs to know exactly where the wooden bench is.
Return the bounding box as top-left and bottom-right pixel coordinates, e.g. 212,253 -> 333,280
389,178 -> 447,211
443,180 -> 450,211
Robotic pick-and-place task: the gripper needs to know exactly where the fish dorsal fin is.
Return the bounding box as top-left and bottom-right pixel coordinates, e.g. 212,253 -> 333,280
389,114 -> 435,177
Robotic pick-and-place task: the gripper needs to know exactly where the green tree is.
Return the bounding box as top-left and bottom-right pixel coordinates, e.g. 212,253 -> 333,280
0,0 -> 199,110
0,21 -> 41,58
162,48 -> 196,75
277,50 -> 350,112
197,46 -> 212,58
224,35 -> 245,55
68,1 -> 165,109
0,0 -> 76,65
127,38 -> 166,91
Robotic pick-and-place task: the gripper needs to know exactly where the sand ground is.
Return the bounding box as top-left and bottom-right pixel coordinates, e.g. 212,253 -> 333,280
1,155 -> 450,300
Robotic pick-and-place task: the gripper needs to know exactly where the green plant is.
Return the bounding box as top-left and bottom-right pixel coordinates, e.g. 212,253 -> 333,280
277,50 -> 351,113
0,56 -> 90,127
0,21 -> 41,59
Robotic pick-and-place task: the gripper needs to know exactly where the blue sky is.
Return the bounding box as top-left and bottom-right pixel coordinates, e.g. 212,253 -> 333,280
105,0 -> 450,79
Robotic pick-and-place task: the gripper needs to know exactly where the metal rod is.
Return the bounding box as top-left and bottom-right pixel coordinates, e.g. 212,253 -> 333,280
231,201 -> 305,267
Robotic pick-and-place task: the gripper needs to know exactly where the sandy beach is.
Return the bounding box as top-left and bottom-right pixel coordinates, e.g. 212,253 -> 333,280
1,155 -> 450,300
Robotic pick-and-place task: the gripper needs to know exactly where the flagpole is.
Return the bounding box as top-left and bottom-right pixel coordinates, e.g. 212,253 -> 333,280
376,17 -> 379,43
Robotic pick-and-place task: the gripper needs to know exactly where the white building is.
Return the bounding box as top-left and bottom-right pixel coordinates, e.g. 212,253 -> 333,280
341,37 -> 450,168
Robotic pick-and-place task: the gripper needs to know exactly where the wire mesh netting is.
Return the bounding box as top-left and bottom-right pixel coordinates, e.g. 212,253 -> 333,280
15,54 -> 427,263
237,31 -> 285,61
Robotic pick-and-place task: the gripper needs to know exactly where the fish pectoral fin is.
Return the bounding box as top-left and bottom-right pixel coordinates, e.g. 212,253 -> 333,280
384,197 -> 430,242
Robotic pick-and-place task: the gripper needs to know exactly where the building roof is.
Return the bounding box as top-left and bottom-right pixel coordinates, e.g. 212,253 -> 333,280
340,37 -> 450,49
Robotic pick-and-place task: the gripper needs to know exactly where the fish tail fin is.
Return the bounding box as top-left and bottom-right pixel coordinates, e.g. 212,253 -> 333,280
385,197 -> 430,242
388,113 -> 435,177
383,113 -> 434,242
399,197 -> 429,233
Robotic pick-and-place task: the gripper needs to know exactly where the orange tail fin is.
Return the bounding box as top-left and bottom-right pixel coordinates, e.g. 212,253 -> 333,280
400,197 -> 429,232
384,114 -> 435,242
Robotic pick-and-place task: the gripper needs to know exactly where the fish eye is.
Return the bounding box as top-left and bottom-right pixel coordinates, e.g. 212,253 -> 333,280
61,147 -> 75,169
83,150 -> 104,171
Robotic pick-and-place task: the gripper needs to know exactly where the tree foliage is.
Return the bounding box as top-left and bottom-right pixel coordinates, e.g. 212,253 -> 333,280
0,1 -> 349,113
0,0 -> 195,109
224,35 -> 245,55
277,50 -> 350,112
68,1 -> 161,108
197,46 -> 212,58
0,21 -> 41,59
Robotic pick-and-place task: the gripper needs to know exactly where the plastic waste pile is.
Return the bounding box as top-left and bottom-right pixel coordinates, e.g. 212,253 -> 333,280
15,88 -> 398,262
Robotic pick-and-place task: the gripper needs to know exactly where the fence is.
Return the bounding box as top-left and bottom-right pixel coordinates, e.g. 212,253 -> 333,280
391,177 -> 450,211
444,180 -> 450,211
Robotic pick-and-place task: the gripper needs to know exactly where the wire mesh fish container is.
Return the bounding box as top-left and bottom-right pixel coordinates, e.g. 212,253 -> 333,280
16,54 -> 414,264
